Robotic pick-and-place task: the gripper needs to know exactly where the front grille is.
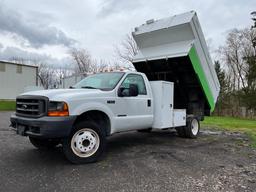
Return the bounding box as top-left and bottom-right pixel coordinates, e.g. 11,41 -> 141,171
16,96 -> 48,117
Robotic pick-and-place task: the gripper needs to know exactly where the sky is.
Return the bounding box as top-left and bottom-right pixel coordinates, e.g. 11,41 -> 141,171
0,0 -> 255,67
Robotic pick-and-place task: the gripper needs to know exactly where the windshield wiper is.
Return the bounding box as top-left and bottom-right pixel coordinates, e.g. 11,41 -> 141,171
81,86 -> 98,89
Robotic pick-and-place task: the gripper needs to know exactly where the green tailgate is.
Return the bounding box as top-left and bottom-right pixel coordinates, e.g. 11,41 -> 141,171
188,46 -> 215,112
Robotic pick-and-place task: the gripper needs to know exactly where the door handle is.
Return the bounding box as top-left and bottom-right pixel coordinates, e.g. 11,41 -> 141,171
147,99 -> 151,107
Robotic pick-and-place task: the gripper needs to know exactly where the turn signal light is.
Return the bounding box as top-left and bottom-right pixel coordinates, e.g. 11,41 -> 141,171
48,102 -> 69,117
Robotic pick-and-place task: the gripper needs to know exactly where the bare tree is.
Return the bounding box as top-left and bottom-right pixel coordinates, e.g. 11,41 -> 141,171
240,28 -> 256,89
96,59 -> 109,72
251,11 -> 256,28
9,57 -> 26,64
37,62 -> 57,89
218,26 -> 256,114
70,48 -> 95,74
55,64 -> 76,88
219,29 -> 247,90
114,34 -> 138,65
111,61 -> 122,70
220,28 -> 256,91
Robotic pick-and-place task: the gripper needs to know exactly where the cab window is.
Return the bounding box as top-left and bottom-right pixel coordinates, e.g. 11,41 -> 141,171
121,74 -> 147,95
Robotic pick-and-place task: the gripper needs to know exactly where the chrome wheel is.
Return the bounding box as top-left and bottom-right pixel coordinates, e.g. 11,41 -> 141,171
71,128 -> 100,158
191,119 -> 199,136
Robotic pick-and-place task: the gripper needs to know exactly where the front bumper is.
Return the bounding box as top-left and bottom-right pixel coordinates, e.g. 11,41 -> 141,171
10,114 -> 77,138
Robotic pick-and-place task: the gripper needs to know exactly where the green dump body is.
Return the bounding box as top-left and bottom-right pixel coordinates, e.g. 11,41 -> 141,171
132,11 -> 220,116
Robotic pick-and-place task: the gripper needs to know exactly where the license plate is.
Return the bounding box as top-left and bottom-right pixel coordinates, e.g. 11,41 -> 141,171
17,125 -> 26,136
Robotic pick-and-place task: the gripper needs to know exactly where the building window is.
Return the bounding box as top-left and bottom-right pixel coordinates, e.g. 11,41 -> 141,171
16,65 -> 22,74
0,63 -> 5,72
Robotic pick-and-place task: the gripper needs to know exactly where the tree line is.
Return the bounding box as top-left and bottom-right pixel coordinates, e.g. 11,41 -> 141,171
36,35 -> 137,89
214,12 -> 256,118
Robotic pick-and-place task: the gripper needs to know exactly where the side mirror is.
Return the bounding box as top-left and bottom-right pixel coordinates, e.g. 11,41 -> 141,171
118,86 -> 126,97
118,84 -> 139,97
129,84 -> 139,97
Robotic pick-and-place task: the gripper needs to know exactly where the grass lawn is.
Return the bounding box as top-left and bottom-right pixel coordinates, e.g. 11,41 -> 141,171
0,100 -> 16,111
202,116 -> 256,147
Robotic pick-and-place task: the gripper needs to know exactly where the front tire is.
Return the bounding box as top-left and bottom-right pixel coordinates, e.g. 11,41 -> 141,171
62,121 -> 106,164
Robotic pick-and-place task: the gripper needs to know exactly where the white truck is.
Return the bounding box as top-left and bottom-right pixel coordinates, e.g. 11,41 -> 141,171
10,11 -> 220,164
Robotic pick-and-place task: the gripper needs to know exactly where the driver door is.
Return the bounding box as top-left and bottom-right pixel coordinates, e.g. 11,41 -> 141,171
113,74 -> 153,132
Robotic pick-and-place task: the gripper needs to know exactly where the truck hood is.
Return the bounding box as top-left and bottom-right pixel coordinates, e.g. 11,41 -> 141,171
21,89 -> 106,101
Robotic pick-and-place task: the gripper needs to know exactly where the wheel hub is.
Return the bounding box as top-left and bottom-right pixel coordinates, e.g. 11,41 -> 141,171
191,119 -> 199,135
71,128 -> 100,157
82,139 -> 90,147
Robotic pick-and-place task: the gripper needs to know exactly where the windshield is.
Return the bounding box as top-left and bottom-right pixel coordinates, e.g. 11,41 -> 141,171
73,72 -> 124,90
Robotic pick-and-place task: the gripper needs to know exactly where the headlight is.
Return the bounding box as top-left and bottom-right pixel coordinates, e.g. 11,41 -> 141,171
48,101 -> 69,116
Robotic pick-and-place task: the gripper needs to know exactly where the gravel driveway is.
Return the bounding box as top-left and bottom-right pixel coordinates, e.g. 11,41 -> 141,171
0,111 -> 256,192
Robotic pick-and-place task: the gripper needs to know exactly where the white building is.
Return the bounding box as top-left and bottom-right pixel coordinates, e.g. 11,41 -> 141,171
0,61 -> 39,100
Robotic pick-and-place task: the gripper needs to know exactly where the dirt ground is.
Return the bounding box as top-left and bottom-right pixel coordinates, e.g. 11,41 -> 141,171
0,111 -> 256,192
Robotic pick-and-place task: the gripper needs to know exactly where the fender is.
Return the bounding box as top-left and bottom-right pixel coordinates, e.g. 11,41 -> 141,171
70,101 -> 115,134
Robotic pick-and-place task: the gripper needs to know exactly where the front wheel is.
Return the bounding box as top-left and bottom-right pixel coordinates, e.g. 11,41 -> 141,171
62,121 -> 106,164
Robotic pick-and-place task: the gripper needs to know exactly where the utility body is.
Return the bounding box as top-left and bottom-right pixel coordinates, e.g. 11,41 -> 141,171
10,11 -> 220,164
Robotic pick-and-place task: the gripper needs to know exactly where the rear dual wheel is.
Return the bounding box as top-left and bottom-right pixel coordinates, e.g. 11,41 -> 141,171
176,117 -> 200,138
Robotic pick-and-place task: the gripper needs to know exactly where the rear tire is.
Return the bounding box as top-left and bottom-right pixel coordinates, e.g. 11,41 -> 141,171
29,137 -> 60,149
62,121 -> 106,164
185,117 -> 200,138
176,117 -> 200,138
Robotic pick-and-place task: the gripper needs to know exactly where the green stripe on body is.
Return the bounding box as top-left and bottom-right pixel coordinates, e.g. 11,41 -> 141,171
188,46 -> 215,112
